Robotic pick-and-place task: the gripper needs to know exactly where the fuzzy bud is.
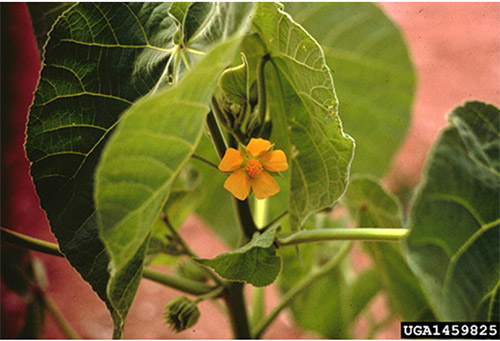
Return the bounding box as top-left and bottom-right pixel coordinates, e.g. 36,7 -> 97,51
164,296 -> 200,332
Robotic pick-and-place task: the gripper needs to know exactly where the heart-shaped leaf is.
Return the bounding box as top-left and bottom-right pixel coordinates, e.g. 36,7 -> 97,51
251,3 -> 355,229
407,101 -> 500,321
26,4 -> 178,336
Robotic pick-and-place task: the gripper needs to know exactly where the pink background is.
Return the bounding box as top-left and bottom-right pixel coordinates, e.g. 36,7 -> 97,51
2,2 -> 499,339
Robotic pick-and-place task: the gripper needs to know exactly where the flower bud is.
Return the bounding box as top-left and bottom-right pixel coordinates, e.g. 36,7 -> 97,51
164,296 -> 200,332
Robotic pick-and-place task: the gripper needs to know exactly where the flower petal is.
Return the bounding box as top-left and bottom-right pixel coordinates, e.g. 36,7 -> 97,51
251,171 -> 280,199
261,150 -> 288,172
218,148 -> 244,172
224,169 -> 251,201
246,138 -> 271,157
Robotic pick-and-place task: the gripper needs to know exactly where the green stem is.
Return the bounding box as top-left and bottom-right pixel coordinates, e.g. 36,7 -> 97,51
43,294 -> 81,339
234,199 -> 258,243
278,228 -> 409,246
1,227 -> 63,256
142,268 -> 214,296
205,109 -> 257,338
252,241 -> 354,338
222,282 -> 251,339
250,287 -> 265,329
1,227 -> 215,296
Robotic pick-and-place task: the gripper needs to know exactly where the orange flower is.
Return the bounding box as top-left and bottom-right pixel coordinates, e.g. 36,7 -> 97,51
218,138 -> 288,200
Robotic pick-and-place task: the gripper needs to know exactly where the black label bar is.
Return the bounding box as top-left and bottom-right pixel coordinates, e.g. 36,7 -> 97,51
401,322 -> 500,339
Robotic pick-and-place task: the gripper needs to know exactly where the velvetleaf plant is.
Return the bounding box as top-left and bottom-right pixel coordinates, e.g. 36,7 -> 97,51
1,2 -> 498,339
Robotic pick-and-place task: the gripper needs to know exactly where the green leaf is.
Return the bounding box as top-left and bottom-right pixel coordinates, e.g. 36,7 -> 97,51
195,226 -> 281,287
164,166 -> 203,228
28,2 -> 74,52
251,3 -> 355,229
285,3 -> 415,177
343,176 -> 433,320
407,101 -> 500,321
95,34 -> 249,334
25,4 -> 180,335
26,2 -> 255,336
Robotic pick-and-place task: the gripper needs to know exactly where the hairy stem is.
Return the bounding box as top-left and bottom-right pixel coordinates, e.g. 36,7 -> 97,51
1,227 -> 214,296
252,241 -> 354,338
278,228 -> 409,246
222,282 -> 251,339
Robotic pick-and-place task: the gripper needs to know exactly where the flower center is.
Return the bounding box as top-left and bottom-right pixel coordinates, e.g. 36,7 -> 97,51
245,159 -> 263,179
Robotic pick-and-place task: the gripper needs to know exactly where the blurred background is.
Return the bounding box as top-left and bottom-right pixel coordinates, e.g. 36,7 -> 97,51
2,2 -> 499,339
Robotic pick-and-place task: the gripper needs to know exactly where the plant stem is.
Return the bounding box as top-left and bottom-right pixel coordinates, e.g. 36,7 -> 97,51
277,228 -> 409,246
1,227 -> 215,296
43,294 -> 81,339
252,241 -> 354,338
205,108 -> 258,338
222,282 -> 251,339
234,199 -> 258,242
1,227 -> 63,256
250,287 -> 265,328
142,268 -> 214,296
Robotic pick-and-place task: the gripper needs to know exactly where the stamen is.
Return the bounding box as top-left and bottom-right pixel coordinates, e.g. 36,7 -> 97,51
245,159 -> 263,179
